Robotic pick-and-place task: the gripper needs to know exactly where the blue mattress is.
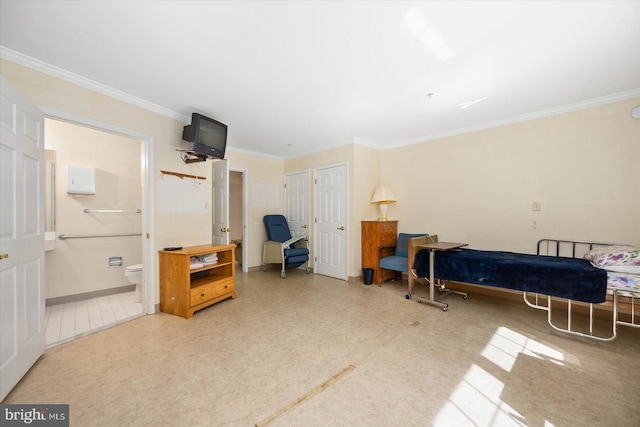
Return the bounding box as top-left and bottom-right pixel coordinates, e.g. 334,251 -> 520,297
414,248 -> 608,303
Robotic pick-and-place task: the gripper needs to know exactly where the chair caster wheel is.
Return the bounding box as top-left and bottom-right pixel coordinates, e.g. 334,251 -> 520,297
463,295 -> 468,300
281,271 -> 286,279
305,268 -> 310,274
405,294 -> 412,300
261,265 -> 266,272
442,306 -> 448,312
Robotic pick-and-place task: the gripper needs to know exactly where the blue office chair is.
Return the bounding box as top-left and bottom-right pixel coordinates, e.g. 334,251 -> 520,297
262,214 -> 310,278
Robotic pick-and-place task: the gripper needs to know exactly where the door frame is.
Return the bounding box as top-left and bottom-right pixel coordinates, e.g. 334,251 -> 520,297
40,107 -> 156,313
229,166 -> 248,272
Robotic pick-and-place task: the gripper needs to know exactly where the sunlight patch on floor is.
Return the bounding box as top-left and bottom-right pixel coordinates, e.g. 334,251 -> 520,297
434,326 -> 563,427
481,326 -> 565,373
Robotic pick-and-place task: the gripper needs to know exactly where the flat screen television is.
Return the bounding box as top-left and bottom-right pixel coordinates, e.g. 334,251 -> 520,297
182,113 -> 227,160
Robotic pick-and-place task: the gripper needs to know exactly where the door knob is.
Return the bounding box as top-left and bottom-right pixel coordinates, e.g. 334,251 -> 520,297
337,226 -> 344,231
220,227 -> 230,232
301,225 -> 307,229
0,254 -> 8,260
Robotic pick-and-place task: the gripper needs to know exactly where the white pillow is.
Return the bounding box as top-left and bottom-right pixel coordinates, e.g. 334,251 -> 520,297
583,245 -> 640,274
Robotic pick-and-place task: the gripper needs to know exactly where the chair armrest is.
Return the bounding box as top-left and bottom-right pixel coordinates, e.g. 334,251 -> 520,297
263,240 -> 286,264
283,234 -> 308,247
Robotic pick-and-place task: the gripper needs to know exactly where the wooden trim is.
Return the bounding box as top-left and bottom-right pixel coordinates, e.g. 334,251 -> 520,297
160,170 -> 206,180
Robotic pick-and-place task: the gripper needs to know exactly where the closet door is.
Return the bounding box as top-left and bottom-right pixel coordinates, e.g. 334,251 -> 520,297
314,163 -> 348,280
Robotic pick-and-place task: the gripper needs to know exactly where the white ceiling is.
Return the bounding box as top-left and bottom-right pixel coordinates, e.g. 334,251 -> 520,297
2,1 -> 639,159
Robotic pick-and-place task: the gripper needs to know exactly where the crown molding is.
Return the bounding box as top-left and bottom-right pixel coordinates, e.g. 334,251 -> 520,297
386,88 -> 640,150
226,146 -> 283,160
1,46 -> 278,160
4,45 -> 638,158
1,46 -> 190,123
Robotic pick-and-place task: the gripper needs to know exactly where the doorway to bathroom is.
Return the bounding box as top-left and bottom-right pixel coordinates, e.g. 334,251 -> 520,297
229,169 -> 247,271
43,116 -> 152,348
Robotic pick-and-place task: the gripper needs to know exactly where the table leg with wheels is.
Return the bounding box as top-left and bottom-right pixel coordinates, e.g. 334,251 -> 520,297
412,248 -> 449,311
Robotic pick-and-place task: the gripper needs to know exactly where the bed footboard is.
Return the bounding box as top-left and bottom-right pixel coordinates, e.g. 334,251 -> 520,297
525,238 -> 640,341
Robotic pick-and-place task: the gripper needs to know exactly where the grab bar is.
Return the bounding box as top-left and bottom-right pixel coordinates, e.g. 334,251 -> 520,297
84,209 -> 141,213
58,233 -> 142,240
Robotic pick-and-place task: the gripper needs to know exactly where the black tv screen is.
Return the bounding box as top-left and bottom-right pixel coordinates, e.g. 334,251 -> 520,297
182,113 -> 227,159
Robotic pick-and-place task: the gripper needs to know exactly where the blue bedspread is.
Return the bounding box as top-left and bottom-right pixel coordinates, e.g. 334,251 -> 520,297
414,248 -> 608,303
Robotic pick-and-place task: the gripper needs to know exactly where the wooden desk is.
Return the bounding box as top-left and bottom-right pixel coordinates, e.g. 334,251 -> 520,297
412,242 -> 468,311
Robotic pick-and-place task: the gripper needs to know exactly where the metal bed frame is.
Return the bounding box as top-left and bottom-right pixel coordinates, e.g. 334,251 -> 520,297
524,238 -> 639,341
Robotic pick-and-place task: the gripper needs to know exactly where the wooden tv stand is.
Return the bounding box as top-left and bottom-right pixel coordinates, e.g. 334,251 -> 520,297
159,244 -> 236,318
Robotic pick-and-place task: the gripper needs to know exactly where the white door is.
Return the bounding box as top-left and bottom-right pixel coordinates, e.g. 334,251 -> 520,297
212,159 -> 229,245
284,171 -> 310,239
0,75 -> 46,401
314,163 -> 348,280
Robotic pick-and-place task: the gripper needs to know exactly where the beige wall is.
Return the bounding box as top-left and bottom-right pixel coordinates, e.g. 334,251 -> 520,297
44,119 -> 142,298
382,97 -> 640,253
225,150 -> 284,268
351,144 -> 382,276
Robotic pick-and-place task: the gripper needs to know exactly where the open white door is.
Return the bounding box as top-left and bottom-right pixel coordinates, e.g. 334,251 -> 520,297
314,163 -> 348,280
285,170 -> 311,272
0,75 -> 46,401
284,170 -> 310,239
212,159 -> 229,245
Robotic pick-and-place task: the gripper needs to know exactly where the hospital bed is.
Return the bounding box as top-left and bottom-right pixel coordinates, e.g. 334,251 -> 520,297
409,238 -> 640,341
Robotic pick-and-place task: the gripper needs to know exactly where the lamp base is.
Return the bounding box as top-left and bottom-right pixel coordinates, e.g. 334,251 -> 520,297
378,203 -> 389,221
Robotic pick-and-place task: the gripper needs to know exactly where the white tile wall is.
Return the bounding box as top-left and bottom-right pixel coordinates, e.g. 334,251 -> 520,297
45,291 -> 143,349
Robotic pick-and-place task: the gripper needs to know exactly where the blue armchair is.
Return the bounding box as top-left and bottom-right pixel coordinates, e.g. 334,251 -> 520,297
379,233 -> 429,281
262,214 -> 310,278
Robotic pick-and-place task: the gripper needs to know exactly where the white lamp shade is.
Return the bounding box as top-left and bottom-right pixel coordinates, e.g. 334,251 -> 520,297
371,186 -> 396,221
370,186 -> 396,204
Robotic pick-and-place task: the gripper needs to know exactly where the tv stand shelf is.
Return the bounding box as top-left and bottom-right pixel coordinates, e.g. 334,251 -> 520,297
159,244 -> 236,318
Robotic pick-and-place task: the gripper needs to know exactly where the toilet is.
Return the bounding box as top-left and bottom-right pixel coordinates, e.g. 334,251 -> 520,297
125,264 -> 143,303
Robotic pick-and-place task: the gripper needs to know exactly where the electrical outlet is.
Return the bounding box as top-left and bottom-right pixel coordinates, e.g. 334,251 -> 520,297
532,201 -> 541,211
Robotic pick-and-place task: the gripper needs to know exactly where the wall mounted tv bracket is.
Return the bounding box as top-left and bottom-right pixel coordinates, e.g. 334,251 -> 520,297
176,149 -> 207,164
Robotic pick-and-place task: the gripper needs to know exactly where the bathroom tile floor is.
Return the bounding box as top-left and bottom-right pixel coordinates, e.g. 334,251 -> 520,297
45,291 -> 144,349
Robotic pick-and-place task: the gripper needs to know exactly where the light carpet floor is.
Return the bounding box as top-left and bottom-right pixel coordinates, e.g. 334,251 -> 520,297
4,269 -> 640,426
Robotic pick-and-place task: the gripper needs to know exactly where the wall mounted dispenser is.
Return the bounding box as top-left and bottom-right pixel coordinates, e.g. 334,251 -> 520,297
66,165 -> 95,195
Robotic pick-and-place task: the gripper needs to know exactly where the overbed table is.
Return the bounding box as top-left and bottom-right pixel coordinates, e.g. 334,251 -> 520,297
415,242 -> 468,311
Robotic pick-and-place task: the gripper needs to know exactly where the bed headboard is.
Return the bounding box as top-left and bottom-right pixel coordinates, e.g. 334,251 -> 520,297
537,238 -> 623,258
